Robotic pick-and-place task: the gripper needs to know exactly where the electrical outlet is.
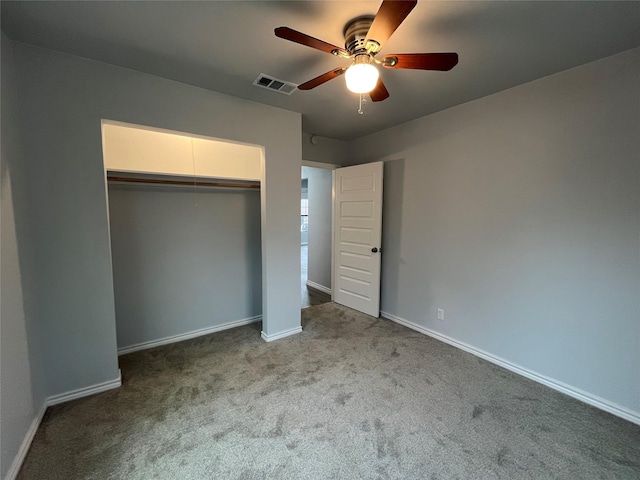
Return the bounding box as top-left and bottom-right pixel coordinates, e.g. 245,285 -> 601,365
437,308 -> 445,321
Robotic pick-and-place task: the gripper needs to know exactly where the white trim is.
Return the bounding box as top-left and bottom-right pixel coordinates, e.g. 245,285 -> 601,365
47,372 -> 122,406
4,402 -> 47,480
380,311 -> 640,426
306,280 -> 332,296
4,316 -> 262,478
261,326 -> 303,342
6,371 -> 124,478
331,169 -> 335,302
117,316 -> 262,355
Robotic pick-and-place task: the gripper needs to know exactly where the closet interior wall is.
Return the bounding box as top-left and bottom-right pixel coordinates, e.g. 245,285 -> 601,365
107,180 -> 262,353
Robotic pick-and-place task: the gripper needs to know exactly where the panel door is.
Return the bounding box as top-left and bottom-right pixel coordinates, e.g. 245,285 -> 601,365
333,161 -> 383,317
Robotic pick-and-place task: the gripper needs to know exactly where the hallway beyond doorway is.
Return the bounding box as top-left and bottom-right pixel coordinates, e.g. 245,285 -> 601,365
301,245 -> 330,308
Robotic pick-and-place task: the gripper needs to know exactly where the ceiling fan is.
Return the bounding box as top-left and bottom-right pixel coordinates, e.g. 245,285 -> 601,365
275,0 -> 458,104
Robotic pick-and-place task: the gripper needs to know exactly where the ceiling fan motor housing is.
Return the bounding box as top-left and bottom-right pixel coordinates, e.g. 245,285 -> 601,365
343,16 -> 378,55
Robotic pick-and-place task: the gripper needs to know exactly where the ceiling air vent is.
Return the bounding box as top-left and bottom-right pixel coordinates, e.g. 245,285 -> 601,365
253,74 -> 297,95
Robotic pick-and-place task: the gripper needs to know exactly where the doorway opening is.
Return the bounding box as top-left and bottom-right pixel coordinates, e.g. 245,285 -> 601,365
301,165 -> 333,309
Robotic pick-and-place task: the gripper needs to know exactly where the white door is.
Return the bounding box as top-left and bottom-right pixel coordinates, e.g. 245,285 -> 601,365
332,161 -> 383,317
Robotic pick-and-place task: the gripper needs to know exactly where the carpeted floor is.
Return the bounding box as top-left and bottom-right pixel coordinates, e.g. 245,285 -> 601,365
18,303 -> 640,479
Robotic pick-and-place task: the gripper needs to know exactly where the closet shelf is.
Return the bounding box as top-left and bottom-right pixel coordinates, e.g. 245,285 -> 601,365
107,175 -> 260,190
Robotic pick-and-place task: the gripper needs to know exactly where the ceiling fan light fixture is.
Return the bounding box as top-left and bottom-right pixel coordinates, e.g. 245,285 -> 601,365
275,0 -> 457,102
345,56 -> 379,94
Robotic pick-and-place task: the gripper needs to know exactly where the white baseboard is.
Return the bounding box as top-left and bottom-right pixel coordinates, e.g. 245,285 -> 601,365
4,315 -> 261,478
47,372 -> 122,407
261,326 -> 303,342
4,402 -> 47,480
6,371 -> 123,479
117,316 -> 262,355
380,311 -> 640,426
306,280 -> 332,296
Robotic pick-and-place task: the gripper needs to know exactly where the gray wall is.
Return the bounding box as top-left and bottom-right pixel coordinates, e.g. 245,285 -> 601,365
10,39 -> 301,400
0,33 -> 46,479
302,133 -> 350,166
0,170 -> 36,480
306,167 -> 333,290
349,48 -> 640,415
108,185 -> 262,350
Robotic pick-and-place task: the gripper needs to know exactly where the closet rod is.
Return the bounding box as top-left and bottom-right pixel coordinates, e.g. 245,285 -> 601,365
107,176 -> 260,190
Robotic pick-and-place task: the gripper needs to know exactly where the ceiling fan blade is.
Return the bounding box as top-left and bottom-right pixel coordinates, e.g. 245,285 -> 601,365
365,0 -> 417,50
298,68 -> 347,90
275,27 -> 349,57
382,53 -> 459,71
369,78 -> 390,102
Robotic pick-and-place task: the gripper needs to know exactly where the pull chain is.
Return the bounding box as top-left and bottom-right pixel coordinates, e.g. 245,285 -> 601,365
358,94 -> 366,115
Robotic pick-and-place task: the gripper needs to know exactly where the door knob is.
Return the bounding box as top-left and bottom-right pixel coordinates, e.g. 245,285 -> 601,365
371,247 -> 378,253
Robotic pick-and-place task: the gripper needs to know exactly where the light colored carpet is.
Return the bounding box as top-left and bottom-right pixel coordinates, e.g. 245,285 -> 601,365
18,302 -> 640,479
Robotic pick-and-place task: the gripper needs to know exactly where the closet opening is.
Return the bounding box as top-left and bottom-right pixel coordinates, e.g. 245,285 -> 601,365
101,120 -> 264,354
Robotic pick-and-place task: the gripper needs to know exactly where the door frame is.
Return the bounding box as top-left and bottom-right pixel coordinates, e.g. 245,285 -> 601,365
302,160 -> 338,300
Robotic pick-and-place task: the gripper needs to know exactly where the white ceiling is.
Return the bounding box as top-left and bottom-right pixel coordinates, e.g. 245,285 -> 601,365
2,1 -> 639,140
